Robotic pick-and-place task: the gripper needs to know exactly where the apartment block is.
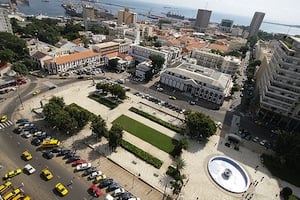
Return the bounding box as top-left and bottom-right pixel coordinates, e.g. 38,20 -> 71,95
256,36 -> 300,129
0,8 -> 12,33
117,8 -> 137,25
92,42 -> 120,56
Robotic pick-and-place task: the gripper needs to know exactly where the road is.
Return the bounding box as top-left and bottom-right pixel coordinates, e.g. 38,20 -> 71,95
0,125 -> 100,200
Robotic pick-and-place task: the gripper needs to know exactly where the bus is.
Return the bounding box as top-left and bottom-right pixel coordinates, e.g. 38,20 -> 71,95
41,139 -> 60,148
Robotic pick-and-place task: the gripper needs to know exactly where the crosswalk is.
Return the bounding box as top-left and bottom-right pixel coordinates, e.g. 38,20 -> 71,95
0,120 -> 13,130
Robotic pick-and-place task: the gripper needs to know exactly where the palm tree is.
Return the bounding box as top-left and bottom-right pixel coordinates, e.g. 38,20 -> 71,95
172,136 -> 189,157
173,157 -> 186,172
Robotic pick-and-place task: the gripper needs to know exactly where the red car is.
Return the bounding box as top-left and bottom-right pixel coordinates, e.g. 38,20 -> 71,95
89,184 -> 102,197
72,159 -> 87,167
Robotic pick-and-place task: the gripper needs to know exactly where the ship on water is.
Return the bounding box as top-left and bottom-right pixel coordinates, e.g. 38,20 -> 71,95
61,3 -> 82,17
166,11 -> 184,20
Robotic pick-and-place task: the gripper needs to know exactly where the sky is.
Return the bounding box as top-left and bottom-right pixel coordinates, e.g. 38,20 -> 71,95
142,0 -> 300,25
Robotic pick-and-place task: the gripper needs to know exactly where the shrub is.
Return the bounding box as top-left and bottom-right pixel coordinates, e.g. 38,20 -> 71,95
121,140 -> 163,169
88,93 -> 118,109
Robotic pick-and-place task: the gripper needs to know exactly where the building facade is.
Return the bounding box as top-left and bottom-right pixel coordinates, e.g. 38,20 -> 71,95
92,42 -> 120,56
191,49 -> 241,75
44,50 -> 104,74
160,63 -> 233,105
135,61 -> 152,80
117,8 -> 137,25
220,19 -> 233,33
256,36 -> 300,131
194,9 -> 212,32
248,12 -> 265,38
0,8 -> 12,33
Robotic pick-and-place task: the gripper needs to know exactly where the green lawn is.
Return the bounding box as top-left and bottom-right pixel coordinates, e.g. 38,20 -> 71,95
113,115 -> 177,154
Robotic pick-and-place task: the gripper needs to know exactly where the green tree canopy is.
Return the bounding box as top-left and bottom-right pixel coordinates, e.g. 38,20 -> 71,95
108,58 -> 119,70
12,62 -> 29,75
149,54 -> 165,72
0,49 -> 15,64
171,136 -> 189,157
185,112 -> 216,140
91,115 -> 108,139
0,32 -> 28,60
108,123 -> 123,151
90,24 -> 108,35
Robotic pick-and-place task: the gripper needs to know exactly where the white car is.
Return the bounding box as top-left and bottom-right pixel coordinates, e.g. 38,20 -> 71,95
76,163 -> 92,171
22,131 -> 32,138
114,188 -> 126,196
88,171 -> 102,180
24,164 -> 36,174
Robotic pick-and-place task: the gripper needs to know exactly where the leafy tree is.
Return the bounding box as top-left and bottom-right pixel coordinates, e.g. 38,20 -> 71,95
91,115 -> 108,139
62,22 -> 84,41
21,58 -> 39,70
108,58 -> 119,70
108,123 -> 123,151
211,49 -> 225,56
0,32 -> 28,60
0,49 -> 15,63
170,179 -> 183,195
280,187 -> 293,200
149,54 -> 165,73
96,82 -> 110,92
49,96 -> 65,108
65,105 -> 90,128
172,136 -> 189,157
90,24 -> 108,35
185,112 -> 216,140
153,41 -> 161,47
12,62 -> 29,75
173,157 -> 186,172
110,84 -> 126,100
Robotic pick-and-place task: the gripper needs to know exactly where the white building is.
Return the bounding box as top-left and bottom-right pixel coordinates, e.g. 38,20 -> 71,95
44,50 -> 104,74
160,62 -> 233,105
113,38 -> 133,54
255,36 -> 300,130
135,61 -> 152,80
129,44 -> 169,67
124,29 -> 140,44
191,49 -> 241,75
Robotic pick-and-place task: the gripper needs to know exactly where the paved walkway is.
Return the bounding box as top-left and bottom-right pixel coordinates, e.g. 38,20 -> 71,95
14,80 -> 300,200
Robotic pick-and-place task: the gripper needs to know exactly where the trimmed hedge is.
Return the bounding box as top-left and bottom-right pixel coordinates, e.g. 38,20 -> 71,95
129,107 -> 182,133
121,140 -> 163,169
88,93 -> 118,109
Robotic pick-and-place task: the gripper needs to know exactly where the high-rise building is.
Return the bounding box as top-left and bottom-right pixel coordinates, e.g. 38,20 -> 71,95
194,9 -> 212,32
248,12 -> 265,37
220,19 -> 234,33
117,8 -> 137,26
256,36 -> 300,131
83,5 -> 95,20
0,8 -> 12,33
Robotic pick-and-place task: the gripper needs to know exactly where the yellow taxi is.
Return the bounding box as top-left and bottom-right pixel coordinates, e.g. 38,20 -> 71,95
3,188 -> 21,200
11,193 -> 30,200
32,89 -> 40,95
55,183 -> 68,196
1,115 -> 7,123
22,151 -> 32,161
168,95 -> 177,100
4,169 -> 22,179
0,181 -> 12,194
93,174 -> 107,184
87,77 -> 93,80
42,168 -> 54,180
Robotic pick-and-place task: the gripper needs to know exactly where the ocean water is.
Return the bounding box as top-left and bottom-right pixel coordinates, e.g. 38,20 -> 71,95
17,0 -> 300,35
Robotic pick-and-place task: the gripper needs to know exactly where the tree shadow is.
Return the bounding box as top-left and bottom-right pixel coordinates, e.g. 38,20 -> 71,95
87,143 -> 113,162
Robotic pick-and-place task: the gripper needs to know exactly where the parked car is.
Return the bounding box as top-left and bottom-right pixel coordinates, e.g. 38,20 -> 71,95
43,151 -> 54,159
63,152 -> 76,159
107,183 -> 120,192
4,169 -> 22,179
252,137 -> 260,143
168,96 -> 176,100
72,160 -> 87,167
113,188 -> 126,197
119,192 -> 134,200
98,178 -> 113,188
51,147 -> 63,153
16,118 -> 29,124
57,149 -> 72,157
189,101 -> 196,105
88,171 -> 102,180
82,167 -> 97,176
67,156 -> 81,163
21,131 -> 32,139
88,184 -> 102,197
93,174 -> 107,184
76,163 -> 92,171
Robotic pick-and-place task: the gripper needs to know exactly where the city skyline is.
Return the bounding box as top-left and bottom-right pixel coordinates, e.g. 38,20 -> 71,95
141,0 -> 299,25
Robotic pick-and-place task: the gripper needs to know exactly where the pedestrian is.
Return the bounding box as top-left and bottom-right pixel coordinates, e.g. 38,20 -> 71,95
261,176 -> 264,182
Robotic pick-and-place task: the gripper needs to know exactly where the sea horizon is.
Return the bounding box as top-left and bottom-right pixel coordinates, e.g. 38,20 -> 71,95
14,0 -> 300,35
